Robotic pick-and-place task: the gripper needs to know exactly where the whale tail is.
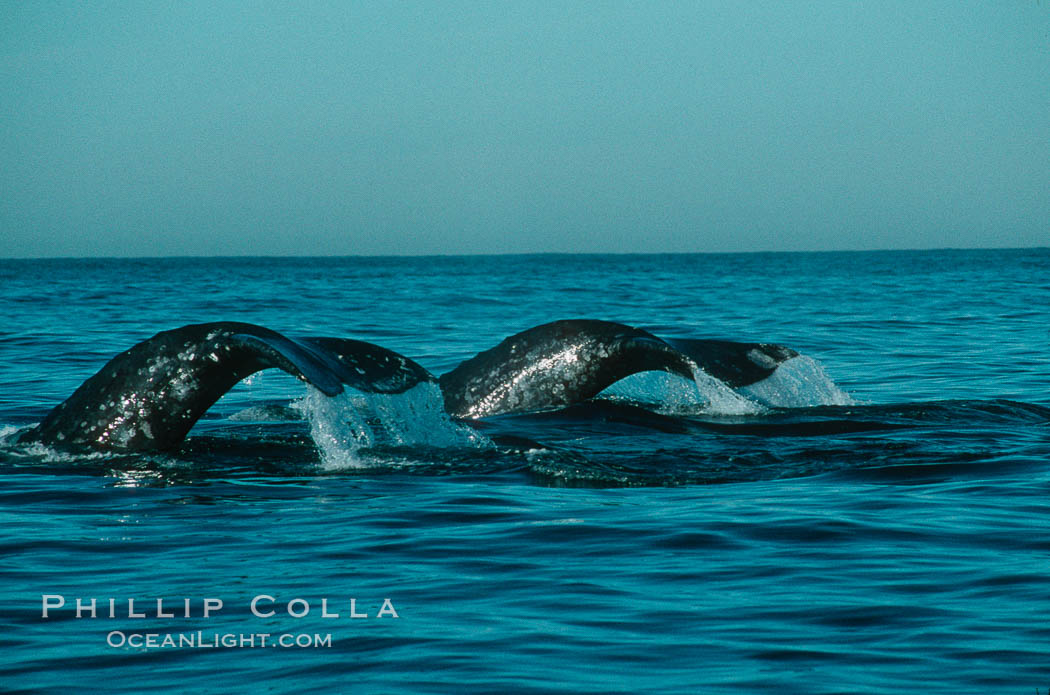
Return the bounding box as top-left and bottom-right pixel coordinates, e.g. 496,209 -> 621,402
437,320 -> 692,419
24,319 -> 802,452
23,323 -> 434,451
664,338 -> 798,387
437,320 -> 799,419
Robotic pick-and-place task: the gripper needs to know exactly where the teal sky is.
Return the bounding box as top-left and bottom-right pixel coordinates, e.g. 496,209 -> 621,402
2,2 -> 1048,257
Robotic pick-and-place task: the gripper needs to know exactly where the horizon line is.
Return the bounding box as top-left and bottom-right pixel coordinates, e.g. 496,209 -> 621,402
2,245 -> 1048,262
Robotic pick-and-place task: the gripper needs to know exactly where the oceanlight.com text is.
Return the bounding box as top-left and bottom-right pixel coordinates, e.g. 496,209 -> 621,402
106,631 -> 332,649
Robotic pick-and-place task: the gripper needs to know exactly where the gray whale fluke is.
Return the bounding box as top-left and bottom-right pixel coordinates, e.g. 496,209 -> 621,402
438,320 -> 694,418
438,320 -> 799,419
663,338 -> 798,388
22,322 -> 435,451
23,319 -> 801,452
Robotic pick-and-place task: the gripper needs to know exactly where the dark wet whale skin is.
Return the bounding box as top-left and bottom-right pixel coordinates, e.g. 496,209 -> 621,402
22,319 -> 797,452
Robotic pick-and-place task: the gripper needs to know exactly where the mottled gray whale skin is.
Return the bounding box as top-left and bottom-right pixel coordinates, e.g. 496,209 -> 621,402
21,322 -> 435,451
24,319 -> 799,452
438,320 -> 695,418
438,319 -> 798,419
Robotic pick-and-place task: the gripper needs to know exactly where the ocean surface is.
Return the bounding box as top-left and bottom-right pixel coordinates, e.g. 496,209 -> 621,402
1,249 -> 1049,693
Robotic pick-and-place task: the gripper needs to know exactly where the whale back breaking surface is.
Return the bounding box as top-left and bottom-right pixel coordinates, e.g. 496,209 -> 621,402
437,319 -> 697,418
23,323 -> 435,451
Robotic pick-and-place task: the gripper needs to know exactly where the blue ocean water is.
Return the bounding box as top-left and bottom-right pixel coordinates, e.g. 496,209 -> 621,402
1,249 -> 1049,693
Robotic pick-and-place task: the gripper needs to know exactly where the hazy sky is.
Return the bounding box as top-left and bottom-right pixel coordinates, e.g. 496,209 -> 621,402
2,2 -> 1048,257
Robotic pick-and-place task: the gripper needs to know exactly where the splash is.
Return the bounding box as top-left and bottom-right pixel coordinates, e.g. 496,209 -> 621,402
601,370 -> 765,416
689,367 -> 767,415
0,425 -> 21,445
597,354 -> 852,414
295,389 -> 373,470
295,382 -> 488,470
600,371 -> 699,410
740,355 -> 854,408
